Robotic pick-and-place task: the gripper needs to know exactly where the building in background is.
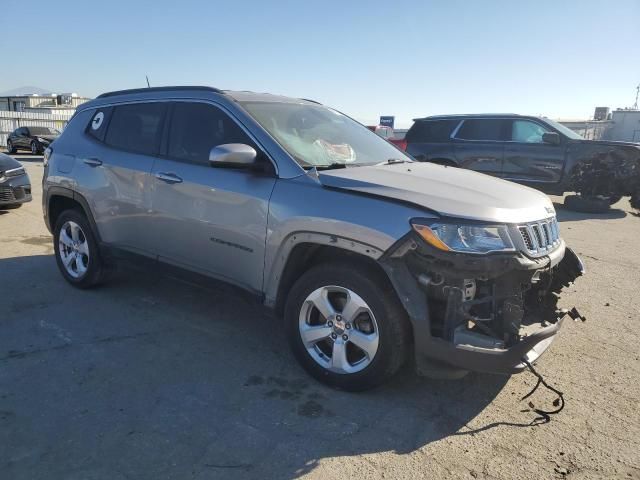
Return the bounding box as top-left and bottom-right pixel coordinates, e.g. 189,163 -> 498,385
0,92 -> 91,115
604,109 -> 640,143
0,90 -> 91,147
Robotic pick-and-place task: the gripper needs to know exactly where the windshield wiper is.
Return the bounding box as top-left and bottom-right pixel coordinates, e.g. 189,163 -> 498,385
314,163 -> 348,170
377,158 -> 409,165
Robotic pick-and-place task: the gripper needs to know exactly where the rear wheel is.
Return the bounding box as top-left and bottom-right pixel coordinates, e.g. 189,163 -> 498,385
564,194 -> 611,214
53,209 -> 107,288
285,263 -> 410,391
6,140 -> 16,154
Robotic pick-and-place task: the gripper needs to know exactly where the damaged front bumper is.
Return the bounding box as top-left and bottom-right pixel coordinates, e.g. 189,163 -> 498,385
380,233 -> 585,376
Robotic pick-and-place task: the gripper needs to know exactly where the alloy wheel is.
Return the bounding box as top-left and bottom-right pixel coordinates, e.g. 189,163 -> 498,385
58,221 -> 90,278
299,285 -> 379,374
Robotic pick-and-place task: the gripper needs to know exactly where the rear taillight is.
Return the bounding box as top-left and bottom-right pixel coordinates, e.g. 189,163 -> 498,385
397,140 -> 407,151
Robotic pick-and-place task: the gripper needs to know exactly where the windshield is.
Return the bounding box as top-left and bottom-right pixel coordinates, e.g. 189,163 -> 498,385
541,118 -> 584,140
29,126 -> 60,136
241,102 -> 412,168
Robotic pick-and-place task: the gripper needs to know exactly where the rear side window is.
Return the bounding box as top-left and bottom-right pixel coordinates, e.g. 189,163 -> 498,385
167,102 -> 255,165
104,103 -> 166,155
86,107 -> 113,142
455,119 -> 505,141
406,120 -> 459,143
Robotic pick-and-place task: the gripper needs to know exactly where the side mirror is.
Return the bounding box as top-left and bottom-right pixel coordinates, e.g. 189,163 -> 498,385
209,143 -> 257,167
542,132 -> 560,145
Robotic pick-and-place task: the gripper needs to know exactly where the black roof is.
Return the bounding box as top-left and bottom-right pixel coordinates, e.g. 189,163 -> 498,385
413,113 -> 532,121
97,86 -> 223,99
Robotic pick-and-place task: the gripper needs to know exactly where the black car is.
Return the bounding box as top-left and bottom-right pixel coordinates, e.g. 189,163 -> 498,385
6,126 -> 60,155
404,114 -> 640,212
0,153 -> 32,209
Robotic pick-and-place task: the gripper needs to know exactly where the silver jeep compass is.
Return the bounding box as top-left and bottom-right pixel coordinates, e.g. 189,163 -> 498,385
43,86 -> 584,390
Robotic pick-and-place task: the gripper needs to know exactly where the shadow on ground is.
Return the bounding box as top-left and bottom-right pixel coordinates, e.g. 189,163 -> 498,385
0,254 -> 518,480
554,202 -> 627,222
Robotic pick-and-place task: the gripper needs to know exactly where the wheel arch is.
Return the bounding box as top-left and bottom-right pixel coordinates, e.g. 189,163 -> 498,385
46,187 -> 101,242
268,236 -> 392,316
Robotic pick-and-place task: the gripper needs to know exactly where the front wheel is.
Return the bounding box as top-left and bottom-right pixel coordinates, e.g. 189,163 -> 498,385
285,263 -> 411,391
30,141 -> 39,155
53,209 -> 107,288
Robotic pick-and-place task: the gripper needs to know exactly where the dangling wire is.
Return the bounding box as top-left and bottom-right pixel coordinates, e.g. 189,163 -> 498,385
520,358 -> 565,424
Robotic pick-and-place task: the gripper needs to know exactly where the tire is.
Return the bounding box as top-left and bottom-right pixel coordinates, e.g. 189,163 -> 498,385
564,194 -> 610,214
30,141 -> 39,155
6,140 -> 16,154
285,262 -> 411,391
53,209 -> 107,288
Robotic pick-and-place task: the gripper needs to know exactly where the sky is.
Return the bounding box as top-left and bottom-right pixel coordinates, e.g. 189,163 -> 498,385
1,0 -> 639,128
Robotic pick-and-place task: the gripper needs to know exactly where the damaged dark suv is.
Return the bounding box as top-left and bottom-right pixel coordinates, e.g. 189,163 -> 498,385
43,87 -> 584,390
405,114 -> 640,212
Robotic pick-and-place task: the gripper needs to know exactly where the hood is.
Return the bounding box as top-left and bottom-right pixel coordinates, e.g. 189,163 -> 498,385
0,152 -> 22,172
318,162 -> 555,224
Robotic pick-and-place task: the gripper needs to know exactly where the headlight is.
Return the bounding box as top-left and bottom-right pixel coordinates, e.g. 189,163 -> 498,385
4,166 -> 25,178
37,137 -> 49,144
412,221 -> 515,254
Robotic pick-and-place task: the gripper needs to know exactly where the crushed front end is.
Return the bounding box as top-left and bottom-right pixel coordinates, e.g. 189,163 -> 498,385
380,216 -> 585,376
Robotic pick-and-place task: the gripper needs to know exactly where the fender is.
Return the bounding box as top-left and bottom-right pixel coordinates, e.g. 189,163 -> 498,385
45,186 -> 102,242
263,231 -> 385,308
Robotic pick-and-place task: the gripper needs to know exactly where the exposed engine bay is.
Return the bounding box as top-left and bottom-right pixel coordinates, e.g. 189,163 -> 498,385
381,230 -> 585,374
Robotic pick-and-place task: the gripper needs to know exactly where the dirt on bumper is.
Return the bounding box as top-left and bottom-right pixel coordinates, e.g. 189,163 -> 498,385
380,234 -> 585,376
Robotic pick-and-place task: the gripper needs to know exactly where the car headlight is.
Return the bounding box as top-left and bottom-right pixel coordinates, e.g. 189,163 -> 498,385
3,166 -> 25,178
411,221 -> 515,254
37,137 -> 49,144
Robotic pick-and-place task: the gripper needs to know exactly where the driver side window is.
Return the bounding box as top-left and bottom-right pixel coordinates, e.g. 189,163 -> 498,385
511,120 -> 549,143
167,102 -> 255,166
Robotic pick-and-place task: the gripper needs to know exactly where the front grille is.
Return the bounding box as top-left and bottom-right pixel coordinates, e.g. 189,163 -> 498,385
0,186 -> 15,202
518,217 -> 560,255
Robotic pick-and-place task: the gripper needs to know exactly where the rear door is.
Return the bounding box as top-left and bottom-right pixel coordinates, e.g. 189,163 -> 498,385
81,102 -> 167,255
149,101 -> 277,292
502,119 -> 566,185
405,119 -> 459,162
452,119 -> 507,176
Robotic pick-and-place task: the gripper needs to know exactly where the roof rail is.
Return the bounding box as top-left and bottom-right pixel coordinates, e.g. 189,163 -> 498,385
97,86 -> 223,99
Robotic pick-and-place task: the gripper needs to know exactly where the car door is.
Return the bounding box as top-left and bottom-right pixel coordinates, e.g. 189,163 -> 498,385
405,119 -> 460,163
149,101 -> 277,293
502,119 -> 566,185
16,127 -> 29,148
451,119 -> 506,176
80,102 -> 167,255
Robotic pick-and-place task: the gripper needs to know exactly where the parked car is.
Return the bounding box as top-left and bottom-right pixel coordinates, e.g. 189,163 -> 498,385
42,87 -> 583,390
367,125 -> 407,150
6,126 -> 60,155
0,153 -> 32,209
404,114 -> 640,213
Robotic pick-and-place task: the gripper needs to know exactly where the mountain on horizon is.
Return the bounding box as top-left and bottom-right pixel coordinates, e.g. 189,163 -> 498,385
0,86 -> 54,96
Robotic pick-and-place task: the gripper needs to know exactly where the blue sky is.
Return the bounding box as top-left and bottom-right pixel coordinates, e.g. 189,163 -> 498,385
2,0 -> 638,127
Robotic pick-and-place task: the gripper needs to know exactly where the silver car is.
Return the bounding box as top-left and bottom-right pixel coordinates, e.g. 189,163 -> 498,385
42,86 -> 584,390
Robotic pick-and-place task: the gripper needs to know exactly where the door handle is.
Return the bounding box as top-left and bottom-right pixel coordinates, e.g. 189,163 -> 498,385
155,172 -> 183,184
83,157 -> 102,167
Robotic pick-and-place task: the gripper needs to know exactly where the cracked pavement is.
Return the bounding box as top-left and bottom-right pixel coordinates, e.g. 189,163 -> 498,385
1,157 -> 639,479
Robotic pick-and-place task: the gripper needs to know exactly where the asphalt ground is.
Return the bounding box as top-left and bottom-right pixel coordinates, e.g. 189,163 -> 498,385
1,155 -> 639,479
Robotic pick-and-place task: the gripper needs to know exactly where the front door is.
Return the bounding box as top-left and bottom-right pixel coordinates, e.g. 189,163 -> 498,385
502,119 -> 566,185
149,101 -> 277,292
452,118 -> 506,176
